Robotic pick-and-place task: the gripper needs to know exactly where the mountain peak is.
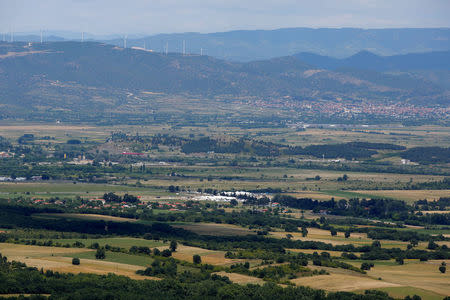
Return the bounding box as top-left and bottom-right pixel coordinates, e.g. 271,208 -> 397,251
350,50 -> 380,58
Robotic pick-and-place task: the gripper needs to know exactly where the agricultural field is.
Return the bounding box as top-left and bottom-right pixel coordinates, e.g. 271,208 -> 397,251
158,245 -> 251,266
34,213 -> 140,223
0,123 -> 448,300
269,228 -> 414,249
172,223 -> 256,237
295,261 -> 449,299
0,243 -> 150,280
0,14 -> 449,300
364,260 -> 450,297
349,190 -> 450,203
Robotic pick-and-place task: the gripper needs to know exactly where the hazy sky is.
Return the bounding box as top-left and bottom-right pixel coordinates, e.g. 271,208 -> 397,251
1,0 -> 449,35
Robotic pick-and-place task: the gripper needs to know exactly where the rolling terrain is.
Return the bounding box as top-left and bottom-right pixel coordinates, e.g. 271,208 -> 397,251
0,41 -> 448,124
14,27 -> 450,61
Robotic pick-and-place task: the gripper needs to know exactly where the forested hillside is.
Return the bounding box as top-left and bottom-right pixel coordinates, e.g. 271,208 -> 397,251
0,41 -> 448,117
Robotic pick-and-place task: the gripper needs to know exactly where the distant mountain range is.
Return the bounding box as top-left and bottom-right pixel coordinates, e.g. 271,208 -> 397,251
294,50 -> 450,72
295,50 -> 450,90
0,41 -> 448,119
10,27 -> 450,61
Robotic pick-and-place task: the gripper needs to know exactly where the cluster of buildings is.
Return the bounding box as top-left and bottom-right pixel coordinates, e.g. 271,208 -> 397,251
0,151 -> 14,158
243,98 -> 449,121
0,176 -> 26,182
0,175 -> 42,182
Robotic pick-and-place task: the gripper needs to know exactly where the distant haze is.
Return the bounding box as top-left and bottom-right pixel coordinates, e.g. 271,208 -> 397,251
0,0 -> 449,35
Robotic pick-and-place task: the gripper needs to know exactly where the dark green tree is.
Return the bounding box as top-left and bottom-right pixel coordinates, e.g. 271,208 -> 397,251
427,240 -> 438,250
95,248 -> 106,260
161,249 -> 172,257
372,240 -> 381,248
170,241 -> 178,252
361,262 -> 373,270
395,255 -> 404,265
439,261 -> 446,273
193,254 -> 201,264
301,226 -> 308,237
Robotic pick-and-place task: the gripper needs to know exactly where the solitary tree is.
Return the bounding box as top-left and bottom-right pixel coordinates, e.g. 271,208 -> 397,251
330,228 -> 337,236
72,257 -> 80,265
361,262 -> 373,270
427,240 -> 438,250
345,230 -> 351,238
193,254 -> 201,264
301,226 -> 308,237
372,240 -> 381,248
439,262 -> 446,273
170,241 -> 178,252
95,248 -> 106,260
395,256 -> 404,265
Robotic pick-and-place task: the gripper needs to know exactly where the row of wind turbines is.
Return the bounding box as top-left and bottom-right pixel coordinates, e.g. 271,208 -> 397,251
1,30 -> 206,56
